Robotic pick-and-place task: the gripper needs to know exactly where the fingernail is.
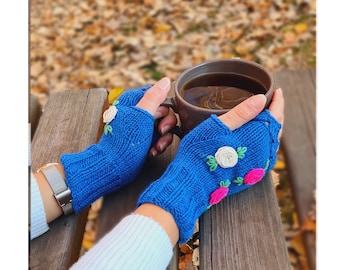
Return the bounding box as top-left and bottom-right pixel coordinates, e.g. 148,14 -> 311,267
150,148 -> 158,157
248,94 -> 266,109
160,125 -> 170,135
154,110 -> 162,119
158,142 -> 166,152
156,77 -> 171,91
276,88 -> 283,95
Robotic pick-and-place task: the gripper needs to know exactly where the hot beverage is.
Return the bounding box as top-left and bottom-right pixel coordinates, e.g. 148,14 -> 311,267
180,73 -> 267,110
161,59 -> 274,136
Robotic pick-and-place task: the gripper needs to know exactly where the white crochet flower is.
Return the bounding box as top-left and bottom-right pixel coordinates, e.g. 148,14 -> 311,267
214,146 -> 238,168
103,105 -> 118,123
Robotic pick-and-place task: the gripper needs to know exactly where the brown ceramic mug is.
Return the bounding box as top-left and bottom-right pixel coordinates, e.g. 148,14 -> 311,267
162,58 -> 275,137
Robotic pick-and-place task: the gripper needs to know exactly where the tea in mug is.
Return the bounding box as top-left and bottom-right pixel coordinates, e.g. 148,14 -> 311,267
180,73 -> 267,110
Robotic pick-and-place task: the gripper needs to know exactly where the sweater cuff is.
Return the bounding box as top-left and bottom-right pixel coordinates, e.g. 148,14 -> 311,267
30,172 -> 49,240
71,214 -> 173,270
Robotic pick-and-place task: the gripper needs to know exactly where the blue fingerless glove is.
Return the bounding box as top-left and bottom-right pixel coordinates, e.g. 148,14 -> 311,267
118,86 -> 151,106
137,110 -> 281,243
60,86 -> 153,213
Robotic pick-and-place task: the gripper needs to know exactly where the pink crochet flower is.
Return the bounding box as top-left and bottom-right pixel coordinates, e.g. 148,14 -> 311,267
244,168 -> 265,185
209,180 -> 230,205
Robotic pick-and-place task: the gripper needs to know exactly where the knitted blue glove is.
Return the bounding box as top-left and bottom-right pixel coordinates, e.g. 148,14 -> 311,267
118,86 -> 151,106
137,110 -> 281,243
60,86 -> 154,213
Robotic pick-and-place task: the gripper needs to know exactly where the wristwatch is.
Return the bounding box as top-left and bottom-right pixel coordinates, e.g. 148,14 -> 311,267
37,163 -> 74,215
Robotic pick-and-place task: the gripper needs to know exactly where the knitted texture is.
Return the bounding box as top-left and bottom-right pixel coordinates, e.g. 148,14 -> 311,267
137,110 -> 281,243
118,86 -> 151,106
60,86 -> 153,213
70,214 -> 173,270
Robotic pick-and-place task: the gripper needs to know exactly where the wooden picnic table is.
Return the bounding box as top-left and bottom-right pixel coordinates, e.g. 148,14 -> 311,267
29,68 -> 318,269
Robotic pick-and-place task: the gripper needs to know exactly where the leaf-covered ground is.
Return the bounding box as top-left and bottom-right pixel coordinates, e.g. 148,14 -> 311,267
30,0 -> 315,97
30,0 -> 316,269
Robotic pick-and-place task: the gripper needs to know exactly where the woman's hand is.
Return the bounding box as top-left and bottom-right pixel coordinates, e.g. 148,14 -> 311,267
136,78 -> 284,156
136,77 -> 178,157
136,88 -> 284,244
219,88 -> 284,136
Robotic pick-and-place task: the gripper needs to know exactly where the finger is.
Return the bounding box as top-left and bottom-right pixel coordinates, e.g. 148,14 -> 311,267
149,133 -> 174,157
269,88 -> 284,139
157,109 -> 177,135
219,94 -> 266,131
269,88 -> 284,125
136,77 -> 171,116
154,106 -> 170,119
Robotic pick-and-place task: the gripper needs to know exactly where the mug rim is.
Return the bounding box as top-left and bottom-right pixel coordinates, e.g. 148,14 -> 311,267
174,58 -> 275,113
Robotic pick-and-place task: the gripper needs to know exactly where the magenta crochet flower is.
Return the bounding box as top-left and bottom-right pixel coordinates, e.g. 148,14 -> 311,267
209,180 -> 230,206
207,158 -> 271,208
244,168 -> 265,185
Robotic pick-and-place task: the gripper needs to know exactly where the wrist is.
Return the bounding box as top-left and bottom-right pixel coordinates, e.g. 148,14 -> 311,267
35,168 -> 63,222
35,163 -> 73,222
134,203 -> 179,246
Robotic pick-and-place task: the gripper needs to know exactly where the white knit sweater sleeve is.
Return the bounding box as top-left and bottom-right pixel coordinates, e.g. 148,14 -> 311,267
70,214 -> 174,270
30,172 -> 174,269
30,172 -> 49,240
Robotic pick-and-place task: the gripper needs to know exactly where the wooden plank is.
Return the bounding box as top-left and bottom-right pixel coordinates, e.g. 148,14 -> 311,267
30,89 -> 108,269
274,69 -> 316,219
274,69 -> 316,269
29,94 -> 42,138
200,172 -> 291,269
199,70 -> 298,269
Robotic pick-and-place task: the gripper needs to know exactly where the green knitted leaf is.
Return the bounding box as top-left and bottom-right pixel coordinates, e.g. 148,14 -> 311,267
236,146 -> 247,159
264,159 -> 270,170
220,180 -> 231,187
233,177 -> 244,186
206,155 -> 218,171
104,124 -> 113,135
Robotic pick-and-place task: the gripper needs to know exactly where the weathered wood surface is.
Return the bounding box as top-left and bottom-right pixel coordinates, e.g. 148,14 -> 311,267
30,89 -> 108,269
29,94 -> 42,138
199,174 -> 290,270
274,69 -> 316,270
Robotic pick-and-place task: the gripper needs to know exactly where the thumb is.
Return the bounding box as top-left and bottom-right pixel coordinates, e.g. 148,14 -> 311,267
219,94 -> 266,131
136,77 -> 171,116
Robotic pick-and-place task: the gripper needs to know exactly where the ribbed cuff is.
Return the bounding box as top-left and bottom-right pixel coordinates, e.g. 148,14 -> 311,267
71,214 -> 173,270
30,172 -> 49,240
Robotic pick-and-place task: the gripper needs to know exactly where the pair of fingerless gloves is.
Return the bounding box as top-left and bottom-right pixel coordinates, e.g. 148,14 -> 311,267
60,86 -> 281,244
